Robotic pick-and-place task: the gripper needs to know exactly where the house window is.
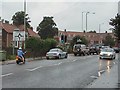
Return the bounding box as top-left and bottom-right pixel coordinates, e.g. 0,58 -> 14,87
89,35 -> 91,37
68,34 -> 71,37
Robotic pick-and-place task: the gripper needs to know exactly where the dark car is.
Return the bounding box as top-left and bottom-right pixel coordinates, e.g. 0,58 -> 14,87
89,45 -> 100,55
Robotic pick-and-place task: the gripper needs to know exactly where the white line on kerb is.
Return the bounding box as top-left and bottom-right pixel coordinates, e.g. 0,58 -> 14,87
1,73 -> 13,77
26,66 -> 42,72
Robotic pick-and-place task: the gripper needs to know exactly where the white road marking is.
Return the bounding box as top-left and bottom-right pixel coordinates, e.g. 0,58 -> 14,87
54,62 -> 62,65
26,66 -> 42,72
73,59 -> 77,61
113,62 -> 116,64
90,76 -> 98,79
1,73 -> 13,77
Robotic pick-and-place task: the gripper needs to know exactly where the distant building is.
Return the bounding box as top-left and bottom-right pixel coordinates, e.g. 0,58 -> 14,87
58,30 -> 115,45
0,21 -> 40,50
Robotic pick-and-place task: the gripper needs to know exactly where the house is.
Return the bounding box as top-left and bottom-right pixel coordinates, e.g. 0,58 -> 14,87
58,30 -> 115,45
0,21 -> 40,50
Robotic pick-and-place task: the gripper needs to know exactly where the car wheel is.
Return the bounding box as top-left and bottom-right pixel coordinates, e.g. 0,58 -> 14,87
58,54 -> 61,59
65,54 -> 68,58
46,57 -> 49,60
114,57 -> 115,59
74,53 -> 77,56
16,60 -> 19,64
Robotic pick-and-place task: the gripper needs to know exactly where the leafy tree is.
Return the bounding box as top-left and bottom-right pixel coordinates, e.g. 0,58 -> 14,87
25,37 -> 41,58
88,30 -> 96,33
103,34 -> 115,47
109,13 -> 120,41
37,16 -> 58,39
12,11 -> 31,28
70,35 -> 88,48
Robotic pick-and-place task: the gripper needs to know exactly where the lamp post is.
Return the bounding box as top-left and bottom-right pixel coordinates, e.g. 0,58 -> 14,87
86,12 -> 95,32
99,23 -> 104,33
82,12 -> 85,32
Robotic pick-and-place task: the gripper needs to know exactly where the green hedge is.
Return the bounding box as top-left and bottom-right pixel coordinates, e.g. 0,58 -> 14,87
25,37 -> 57,58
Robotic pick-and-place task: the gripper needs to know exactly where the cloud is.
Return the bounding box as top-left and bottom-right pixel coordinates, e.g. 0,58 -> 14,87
1,1 -> 118,33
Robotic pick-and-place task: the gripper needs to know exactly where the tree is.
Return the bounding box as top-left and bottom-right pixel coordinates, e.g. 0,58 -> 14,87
109,13 -> 120,41
37,16 -> 58,39
25,37 -> 41,58
103,34 -> 115,47
70,35 -> 88,48
88,30 -> 96,33
12,11 -> 31,28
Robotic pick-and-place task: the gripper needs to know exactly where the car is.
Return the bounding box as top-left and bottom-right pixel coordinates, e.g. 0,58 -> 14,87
46,48 -> 68,59
73,44 -> 89,56
99,48 -> 116,60
89,45 -> 100,55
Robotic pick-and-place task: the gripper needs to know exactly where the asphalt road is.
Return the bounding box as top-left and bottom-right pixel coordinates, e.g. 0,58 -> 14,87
2,54 -> 118,88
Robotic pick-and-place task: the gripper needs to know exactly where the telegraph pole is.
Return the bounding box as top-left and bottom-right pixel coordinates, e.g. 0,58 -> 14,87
24,0 -> 26,49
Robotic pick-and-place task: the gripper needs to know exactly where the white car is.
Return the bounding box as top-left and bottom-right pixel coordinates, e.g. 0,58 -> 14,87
46,48 -> 68,59
99,48 -> 116,60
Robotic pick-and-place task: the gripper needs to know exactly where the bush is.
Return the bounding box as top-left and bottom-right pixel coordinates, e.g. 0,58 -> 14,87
25,37 -> 58,58
7,55 -> 16,60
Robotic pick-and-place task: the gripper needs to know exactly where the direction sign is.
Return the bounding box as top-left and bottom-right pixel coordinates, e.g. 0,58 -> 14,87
13,30 -> 25,41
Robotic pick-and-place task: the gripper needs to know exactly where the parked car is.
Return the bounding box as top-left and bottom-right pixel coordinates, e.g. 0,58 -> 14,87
99,48 -> 116,60
89,45 -> 100,55
46,48 -> 68,59
73,44 -> 89,56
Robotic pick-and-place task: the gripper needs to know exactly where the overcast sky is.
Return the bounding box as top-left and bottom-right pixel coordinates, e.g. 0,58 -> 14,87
1,0 -> 119,33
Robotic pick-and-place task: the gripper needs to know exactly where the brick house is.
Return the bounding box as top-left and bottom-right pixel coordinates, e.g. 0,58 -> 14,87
58,30 -> 115,45
0,21 -> 40,50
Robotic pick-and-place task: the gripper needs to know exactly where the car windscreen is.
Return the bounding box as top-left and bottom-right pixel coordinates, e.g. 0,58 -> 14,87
101,49 -> 113,52
50,49 -> 59,52
74,45 -> 81,49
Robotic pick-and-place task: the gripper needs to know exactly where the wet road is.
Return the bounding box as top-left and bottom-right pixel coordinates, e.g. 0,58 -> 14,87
2,54 -> 118,88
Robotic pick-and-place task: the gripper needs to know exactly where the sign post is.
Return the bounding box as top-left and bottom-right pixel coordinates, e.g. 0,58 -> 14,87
13,28 -> 25,55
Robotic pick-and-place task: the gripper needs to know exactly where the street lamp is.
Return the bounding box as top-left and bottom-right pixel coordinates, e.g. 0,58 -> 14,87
99,23 -> 104,33
86,12 -> 95,32
82,12 -> 85,32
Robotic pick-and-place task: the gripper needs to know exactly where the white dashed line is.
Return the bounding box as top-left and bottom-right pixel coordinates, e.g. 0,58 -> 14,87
1,73 -> 13,77
90,75 -> 98,79
54,62 -> 62,65
26,66 -> 42,72
113,62 -> 116,65
73,59 -> 77,61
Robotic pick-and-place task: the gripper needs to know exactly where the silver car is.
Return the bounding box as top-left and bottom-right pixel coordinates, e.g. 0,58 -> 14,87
99,48 -> 116,60
46,48 -> 68,59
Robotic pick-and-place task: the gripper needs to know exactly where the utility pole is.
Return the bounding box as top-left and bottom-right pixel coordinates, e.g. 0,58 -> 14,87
24,0 -> 26,49
85,12 -> 95,32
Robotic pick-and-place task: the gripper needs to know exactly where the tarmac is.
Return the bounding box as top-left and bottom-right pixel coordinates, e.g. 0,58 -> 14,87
86,53 -> 120,89
1,55 -> 120,89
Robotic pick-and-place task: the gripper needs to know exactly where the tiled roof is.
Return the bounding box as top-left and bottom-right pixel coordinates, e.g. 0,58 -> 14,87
27,28 -> 40,37
0,22 -> 17,33
0,21 -> 39,37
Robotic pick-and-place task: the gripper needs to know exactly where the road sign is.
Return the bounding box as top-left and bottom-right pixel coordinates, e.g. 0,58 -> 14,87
13,30 -> 25,41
